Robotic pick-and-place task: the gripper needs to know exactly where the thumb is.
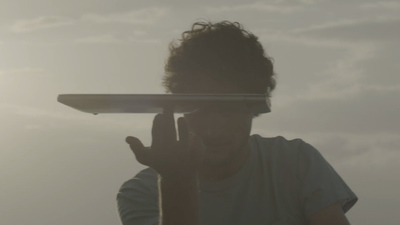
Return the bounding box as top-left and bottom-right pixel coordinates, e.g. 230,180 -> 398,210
125,136 -> 150,166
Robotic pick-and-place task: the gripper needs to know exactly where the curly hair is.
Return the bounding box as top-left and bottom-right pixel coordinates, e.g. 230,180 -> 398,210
162,21 -> 277,118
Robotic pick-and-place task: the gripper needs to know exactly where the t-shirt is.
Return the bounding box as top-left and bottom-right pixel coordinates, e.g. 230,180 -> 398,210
117,134 -> 358,225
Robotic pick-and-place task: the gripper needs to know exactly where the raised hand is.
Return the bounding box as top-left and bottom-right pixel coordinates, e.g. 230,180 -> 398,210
126,109 -> 205,182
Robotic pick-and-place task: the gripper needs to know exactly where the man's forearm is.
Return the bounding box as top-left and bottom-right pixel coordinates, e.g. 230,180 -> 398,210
158,175 -> 200,225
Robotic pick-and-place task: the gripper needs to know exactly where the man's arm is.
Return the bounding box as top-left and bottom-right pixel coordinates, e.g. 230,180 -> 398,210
309,202 -> 350,225
125,112 -> 205,225
158,176 -> 199,225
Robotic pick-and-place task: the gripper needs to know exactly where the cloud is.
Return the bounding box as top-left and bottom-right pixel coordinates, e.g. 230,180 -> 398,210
206,0 -> 326,14
255,19 -> 400,135
355,43 -> 400,87
312,133 -> 400,161
264,86 -> 400,135
291,17 -> 400,43
75,34 -> 122,44
298,44 -> 377,100
1,103 -> 87,121
1,103 -> 153,130
260,47 -> 400,135
12,16 -> 73,33
0,67 -> 45,75
82,7 -> 170,25
74,33 -> 161,44
298,0 -> 325,4
128,38 -> 160,44
259,33 -> 377,104
132,30 -> 147,36
257,27 -> 357,49
258,17 -> 400,105
0,103 -> 156,160
284,18 -> 400,94
360,1 -> 400,10
278,0 -> 326,4
0,67 -> 48,89
24,124 -> 44,130
206,2 -> 304,14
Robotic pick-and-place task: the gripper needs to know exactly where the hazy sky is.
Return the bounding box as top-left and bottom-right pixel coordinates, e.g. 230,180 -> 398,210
1,0 -> 399,224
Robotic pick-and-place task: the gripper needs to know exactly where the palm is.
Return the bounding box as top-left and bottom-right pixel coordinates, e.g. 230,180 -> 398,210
128,111 -> 205,181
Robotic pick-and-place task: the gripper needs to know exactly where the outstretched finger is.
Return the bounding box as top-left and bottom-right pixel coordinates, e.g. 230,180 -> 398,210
126,136 -> 150,166
162,106 -> 177,147
177,117 -> 189,150
151,114 -> 164,151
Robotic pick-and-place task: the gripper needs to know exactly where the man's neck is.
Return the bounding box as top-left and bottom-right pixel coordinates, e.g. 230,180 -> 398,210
198,144 -> 251,183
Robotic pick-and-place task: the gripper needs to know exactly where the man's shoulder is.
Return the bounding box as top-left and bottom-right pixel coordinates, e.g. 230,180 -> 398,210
252,134 -> 307,155
117,167 -> 159,205
119,167 -> 158,191
252,134 -> 324,166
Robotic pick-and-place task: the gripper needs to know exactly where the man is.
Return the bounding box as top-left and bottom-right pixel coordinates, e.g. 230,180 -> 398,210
117,21 -> 358,225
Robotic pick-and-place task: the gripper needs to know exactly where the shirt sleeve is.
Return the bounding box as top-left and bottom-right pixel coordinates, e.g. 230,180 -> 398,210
117,168 -> 160,225
297,141 -> 358,219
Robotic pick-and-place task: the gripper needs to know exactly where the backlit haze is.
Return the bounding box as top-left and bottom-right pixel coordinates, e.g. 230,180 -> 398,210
1,0 -> 399,224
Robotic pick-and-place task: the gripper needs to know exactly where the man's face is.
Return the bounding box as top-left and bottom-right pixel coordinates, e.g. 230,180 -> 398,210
182,78 -> 253,167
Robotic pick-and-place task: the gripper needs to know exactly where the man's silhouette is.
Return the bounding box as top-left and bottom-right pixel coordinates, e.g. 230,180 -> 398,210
117,21 -> 357,225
